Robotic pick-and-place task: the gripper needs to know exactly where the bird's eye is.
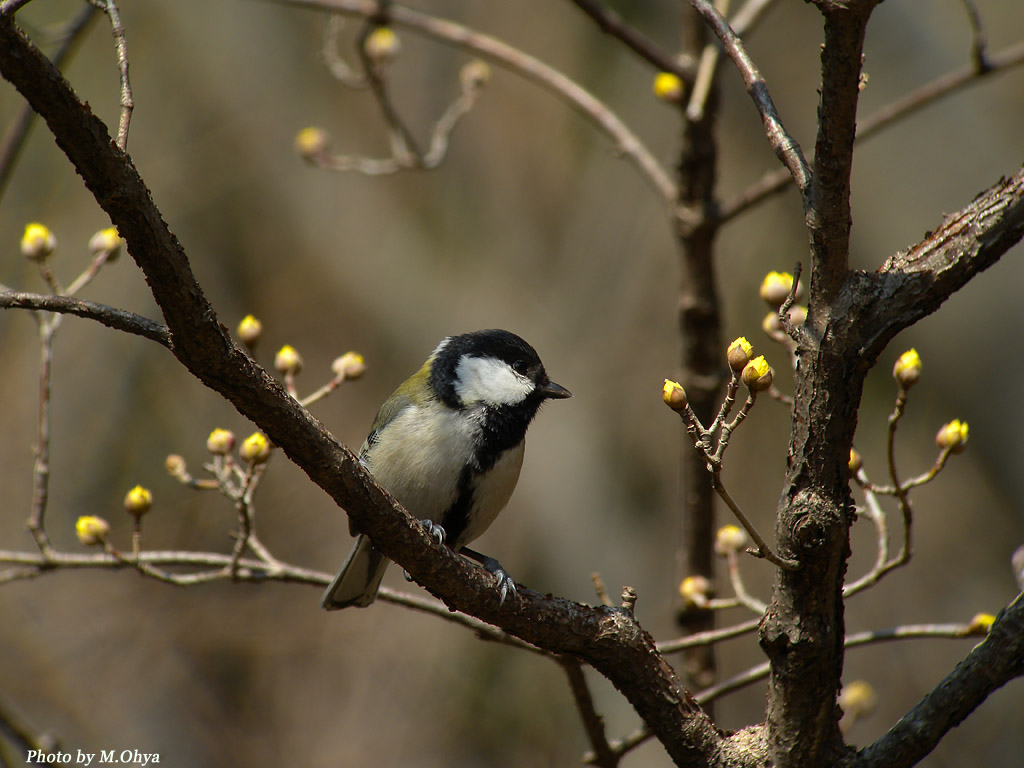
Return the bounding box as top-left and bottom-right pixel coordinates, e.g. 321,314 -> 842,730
512,359 -> 530,375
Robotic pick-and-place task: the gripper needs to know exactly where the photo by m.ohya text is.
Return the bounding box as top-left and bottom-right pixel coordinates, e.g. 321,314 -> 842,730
26,749 -> 159,766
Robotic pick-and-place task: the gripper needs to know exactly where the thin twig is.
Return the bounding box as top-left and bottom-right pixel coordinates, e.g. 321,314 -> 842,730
711,469 -> 799,570
568,0 -> 693,80
688,0 -> 811,197
957,0 -> 990,73
355,18 -> 423,165
718,39 -> 1024,223
0,291 -> 171,347
26,318 -> 57,559
656,616 -> 761,653
287,0 -> 676,203
562,659 -> 618,768
96,0 -> 133,150
686,0 -> 730,123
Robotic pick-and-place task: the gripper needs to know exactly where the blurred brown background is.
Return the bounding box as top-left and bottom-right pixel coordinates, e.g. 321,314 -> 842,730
1,1 -> 1023,766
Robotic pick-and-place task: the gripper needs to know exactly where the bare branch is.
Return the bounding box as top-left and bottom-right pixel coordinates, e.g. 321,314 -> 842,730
287,0 -> 676,203
858,591 -> 1024,768
688,0 -> 811,198
851,165 -> 1024,361
0,291 -> 171,347
562,659 -> 618,768
719,40 -> 1024,223
568,0 -> 694,80
96,0 -> 133,150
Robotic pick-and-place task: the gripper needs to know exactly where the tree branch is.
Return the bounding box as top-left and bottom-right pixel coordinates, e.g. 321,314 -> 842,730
850,164 -> 1024,361
568,0 -> 693,81
286,0 -> 676,204
688,0 -> 811,199
856,591 -> 1024,768
0,291 -> 171,347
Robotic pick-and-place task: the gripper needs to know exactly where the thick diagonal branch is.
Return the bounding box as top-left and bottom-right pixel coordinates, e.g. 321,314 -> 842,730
856,591 -> 1024,768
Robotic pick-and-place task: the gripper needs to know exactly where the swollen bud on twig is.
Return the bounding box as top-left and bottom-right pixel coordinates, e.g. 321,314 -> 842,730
653,72 -> 685,104
726,337 -> 753,372
240,432 -> 272,465
839,681 -> 877,719
662,379 -> 688,412
237,315 -> 263,348
364,27 -> 401,66
274,345 -> 303,376
75,515 -> 110,546
848,447 -> 862,475
460,60 -> 491,92
123,485 -> 153,518
759,271 -> 797,308
935,419 -> 969,453
714,524 -> 749,556
965,612 -> 995,636
21,223 -> 56,262
892,349 -> 922,390
89,227 -> 122,260
332,351 -> 366,380
678,575 -> 710,607
294,127 -> 330,163
741,356 -> 773,392
206,428 -> 236,456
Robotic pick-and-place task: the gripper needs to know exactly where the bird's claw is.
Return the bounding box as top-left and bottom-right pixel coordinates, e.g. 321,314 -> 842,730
420,519 -> 446,545
482,556 -> 517,606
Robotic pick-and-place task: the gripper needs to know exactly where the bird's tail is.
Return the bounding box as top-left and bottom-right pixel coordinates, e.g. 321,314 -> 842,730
320,534 -> 390,610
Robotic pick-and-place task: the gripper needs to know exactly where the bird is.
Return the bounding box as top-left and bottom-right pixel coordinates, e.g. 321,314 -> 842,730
320,329 -> 570,610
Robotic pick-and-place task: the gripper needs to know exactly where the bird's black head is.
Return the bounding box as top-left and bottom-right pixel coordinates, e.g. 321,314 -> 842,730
428,329 -> 571,411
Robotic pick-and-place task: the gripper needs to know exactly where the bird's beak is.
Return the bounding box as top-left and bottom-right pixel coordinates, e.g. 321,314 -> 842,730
540,380 -> 572,400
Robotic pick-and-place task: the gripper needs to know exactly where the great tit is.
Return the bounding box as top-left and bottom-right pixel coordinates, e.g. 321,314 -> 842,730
320,329 -> 571,610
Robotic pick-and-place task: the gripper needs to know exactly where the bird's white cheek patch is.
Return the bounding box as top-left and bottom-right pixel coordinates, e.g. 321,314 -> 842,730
454,356 -> 533,405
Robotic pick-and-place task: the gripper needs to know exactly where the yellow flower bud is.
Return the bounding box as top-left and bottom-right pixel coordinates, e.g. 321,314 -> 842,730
206,428 -> 236,455
679,575 -> 710,607
332,351 -> 366,380
88,227 -> 122,260
21,223 -> 56,261
965,612 -> 995,636
240,432 -> 272,465
294,127 -> 330,162
123,485 -> 153,517
460,60 -> 491,92
653,72 -> 685,104
237,315 -> 263,347
741,356 -> 773,392
364,26 -> 401,65
935,419 -> 969,453
892,349 -> 922,390
165,454 -> 187,477
759,271 -> 795,307
848,447 -> 862,475
839,680 -> 877,718
274,345 -> 303,376
714,524 -> 749,555
662,379 -> 688,412
727,337 -> 753,372
75,515 -> 110,546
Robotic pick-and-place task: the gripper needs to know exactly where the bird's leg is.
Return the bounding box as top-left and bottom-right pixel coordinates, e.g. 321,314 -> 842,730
460,546 -> 518,605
